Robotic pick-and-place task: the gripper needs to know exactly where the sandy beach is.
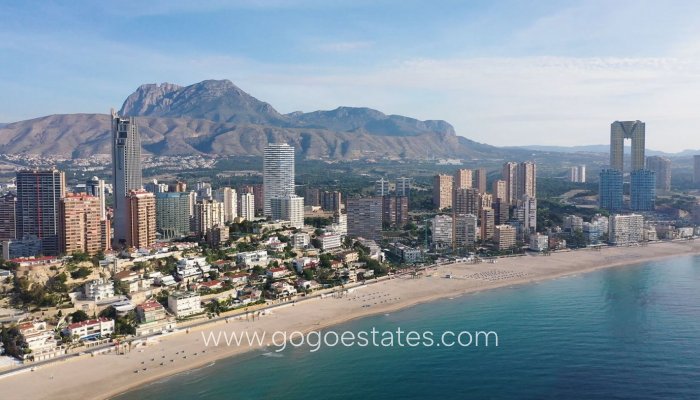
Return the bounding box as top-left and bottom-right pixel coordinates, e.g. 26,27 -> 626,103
1,240 -> 699,400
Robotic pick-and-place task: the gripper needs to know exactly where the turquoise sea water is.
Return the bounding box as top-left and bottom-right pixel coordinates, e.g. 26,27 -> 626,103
115,256 -> 700,399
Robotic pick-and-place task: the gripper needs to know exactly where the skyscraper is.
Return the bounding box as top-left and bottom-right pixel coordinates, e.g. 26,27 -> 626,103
516,162 -> 536,199
304,188 -> 321,207
375,178 -> 390,197
569,166 -> 586,183
270,194 -> 304,229
473,168 -> 487,193
126,190 -> 156,249
610,121 -> 645,172
238,192 -> 255,221
111,110 -> 143,247
193,199 -> 225,237
454,169 -> 472,189
599,169 -> 623,211
59,194 -> 105,255
85,176 -> 106,220
16,169 -> 66,255
396,177 -> 412,198
630,169 -> 656,211
645,156 -> 671,192
321,191 -> 342,213
263,143 -> 295,217
0,193 -> 17,242
347,197 -> 383,241
454,214 -> 477,248
155,192 -> 191,239
453,188 -> 479,216
492,179 -> 507,202
480,207 -> 495,241
502,162 -> 518,204
433,174 -> 453,210
214,187 -> 237,222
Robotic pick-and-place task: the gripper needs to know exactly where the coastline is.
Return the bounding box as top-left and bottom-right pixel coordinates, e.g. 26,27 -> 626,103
1,240 -> 698,400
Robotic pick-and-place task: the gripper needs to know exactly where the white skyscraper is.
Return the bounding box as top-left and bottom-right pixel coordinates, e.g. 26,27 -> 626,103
214,187 -> 237,222
264,143 -> 295,217
238,192 -> 255,221
271,194 -> 305,229
111,109 -> 143,247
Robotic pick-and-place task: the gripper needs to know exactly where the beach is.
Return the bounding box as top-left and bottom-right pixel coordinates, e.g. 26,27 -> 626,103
1,240 -> 699,400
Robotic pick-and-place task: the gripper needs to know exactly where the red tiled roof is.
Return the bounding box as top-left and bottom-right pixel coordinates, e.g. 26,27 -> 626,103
67,317 -> 112,330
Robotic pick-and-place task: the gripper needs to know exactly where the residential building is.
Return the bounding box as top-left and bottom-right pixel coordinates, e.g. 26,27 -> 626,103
569,165 -> 586,183
492,179 -> 507,202
1,236 -> 42,259
17,320 -> 61,361
375,178 -> 390,197
263,143 -> 295,216
155,192 -> 191,239
0,193 -> 17,242
83,278 -> 115,301
59,194 -> 106,255
319,233 -> 342,251
608,214 -> 644,245
238,192 -> 255,221
474,168 -> 487,193
480,207 -> 495,241
168,181 -> 187,192
433,174 -> 453,210
214,187 -> 238,222
432,215 -> 453,247
695,155 -> 700,185
304,187 -> 321,207
453,188 -> 479,216
16,169 -> 66,255
387,243 -> 421,263
396,177 -> 411,198
529,233 -> 549,252
382,195 -> 409,228
85,176 -> 106,219
135,298 -> 175,336
320,191 -> 342,213
515,196 -> 537,236
126,190 -> 156,249
144,179 -> 168,194
454,214 -> 478,248
646,156 -> 671,192
270,194 -> 304,229
206,225 -> 229,247
236,250 -> 269,268
291,232 -> 310,248
502,162 -> 518,204
64,318 -> 114,340
347,197 -> 383,241
492,198 -> 509,225
111,110 -> 143,247
454,169 -> 472,189
495,225 -> 517,250
516,162 -> 537,199
193,199 -> 225,236
563,215 -> 584,233
630,169 -> 656,211
167,291 -> 203,317
599,169 -> 623,211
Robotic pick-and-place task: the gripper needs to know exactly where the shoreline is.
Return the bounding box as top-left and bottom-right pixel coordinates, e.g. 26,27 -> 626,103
1,240 -> 698,400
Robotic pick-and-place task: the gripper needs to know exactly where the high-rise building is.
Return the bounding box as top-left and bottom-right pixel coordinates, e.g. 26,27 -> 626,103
480,207 -> 495,241
320,191 -> 342,213
396,196 -> 409,228
382,195 -> 409,228
155,192 -> 191,239
599,169 -> 623,212
304,188 -> 321,207
168,181 -> 187,193
193,199 -> 225,236
0,193 -> 17,242
453,188 -> 479,216
263,143 -> 295,217
695,155 -> 700,185
630,169 -> 656,211
375,178 -> 390,197
396,177 -> 412,198
608,214 -> 644,245
569,165 -> 586,183
492,179 -> 507,202
492,198 -> 509,225
454,214 -> 478,248
494,225 -> 517,250
111,110 -> 143,247
610,121 -> 645,172
85,176 -> 106,220
145,179 -> 168,194
502,162 -> 518,204
238,193 -> 255,221
474,168 -> 487,193
59,194 -> 105,255
516,162 -> 537,199
515,196 -> 537,236
433,174 -> 453,210
270,195 -> 304,229
645,156 -> 671,192
214,187 -> 237,222
431,215 -> 453,247
16,169 -> 66,255
196,182 -> 212,201
125,190 -> 156,249
454,169 -> 472,190
347,197 -> 383,241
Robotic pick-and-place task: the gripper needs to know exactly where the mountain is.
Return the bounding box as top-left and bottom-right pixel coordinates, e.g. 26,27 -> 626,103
518,144 -> 698,157
0,79 -> 505,160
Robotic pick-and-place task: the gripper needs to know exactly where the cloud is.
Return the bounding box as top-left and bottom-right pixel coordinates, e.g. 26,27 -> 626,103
315,41 -> 374,53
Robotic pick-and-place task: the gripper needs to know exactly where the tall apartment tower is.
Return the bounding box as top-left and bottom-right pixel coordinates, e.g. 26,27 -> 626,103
396,177 -> 412,198
16,169 -> 66,255
502,162 -> 518,204
270,194 -> 304,229
214,187 -> 238,222
645,156 -> 671,192
0,193 -> 17,242
492,179 -> 507,202
263,143 -> 295,217
516,162 -> 537,199
453,188 -> 480,216
473,168 -> 487,193
480,207 -> 495,241
347,197 -> 383,241
569,165 -> 586,183
454,169 -> 473,190
610,121 -> 645,172
155,192 -> 192,239
433,174 -> 453,210
193,199 -> 225,237
59,194 -> 105,255
125,190 -> 156,249
695,155 -> 700,185
321,191 -> 342,213
599,169 -> 623,212
238,192 -> 255,221
111,110 -> 143,247
375,178 -> 390,197
304,188 -> 321,207
630,169 -> 656,211
85,176 -> 106,220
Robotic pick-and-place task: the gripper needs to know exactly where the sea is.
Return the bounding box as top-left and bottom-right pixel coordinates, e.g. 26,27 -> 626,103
114,255 -> 700,399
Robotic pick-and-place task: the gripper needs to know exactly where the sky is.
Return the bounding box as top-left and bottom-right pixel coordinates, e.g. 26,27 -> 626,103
2,0 -> 700,152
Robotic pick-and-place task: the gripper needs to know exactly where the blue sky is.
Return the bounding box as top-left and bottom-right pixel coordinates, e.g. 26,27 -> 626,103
2,0 -> 700,151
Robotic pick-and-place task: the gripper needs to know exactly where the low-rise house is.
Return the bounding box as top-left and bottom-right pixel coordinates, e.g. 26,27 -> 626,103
236,250 -> 269,268
17,320 -> 62,361
269,282 -> 297,298
83,278 -> 116,301
296,279 -> 321,291
291,233 -> 310,249
193,280 -> 223,292
337,250 -> 359,263
357,269 -> 375,280
293,257 -> 319,273
63,318 -> 114,340
226,272 -> 249,286
176,257 -> 211,280
135,299 -> 176,336
167,291 -> 203,318
266,267 -> 291,279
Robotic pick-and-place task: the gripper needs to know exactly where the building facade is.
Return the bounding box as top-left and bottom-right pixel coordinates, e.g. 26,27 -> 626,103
630,169 -> 656,211
270,194 -> 304,229
645,156 -> 671,192
126,190 -> 156,249
59,194 -> 105,255
347,197 -> 383,241
599,169 -> 623,212
111,110 -> 143,247
155,192 -> 191,239
433,174 -> 453,210
263,143 -> 295,216
16,169 -> 66,256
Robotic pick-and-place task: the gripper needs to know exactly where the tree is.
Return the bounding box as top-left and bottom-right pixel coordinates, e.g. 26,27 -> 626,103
70,310 -> 90,323
303,269 -> 314,280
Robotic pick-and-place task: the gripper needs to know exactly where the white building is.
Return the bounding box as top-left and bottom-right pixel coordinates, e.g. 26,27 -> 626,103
609,214 -> 644,245
214,187 -> 238,222
570,165 -> 586,183
83,278 -> 115,301
17,320 -> 61,360
236,250 -> 269,268
271,194 -> 304,229
563,215 -> 584,232
264,143 -> 295,217
432,215 -> 453,247
167,291 -> 203,317
176,257 -> 211,280
64,318 -> 115,340
319,233 -> 342,251
454,214 -> 477,248
238,192 -> 255,221
529,233 -> 549,251
291,233 -> 310,248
